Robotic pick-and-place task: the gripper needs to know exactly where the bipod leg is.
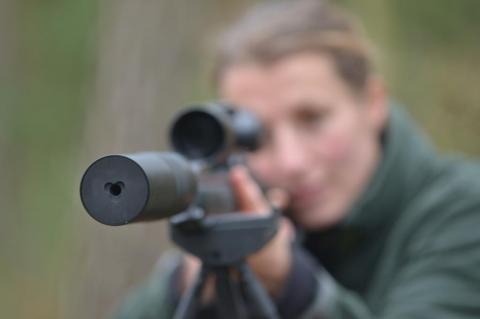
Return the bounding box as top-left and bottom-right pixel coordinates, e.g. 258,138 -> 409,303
237,262 -> 279,319
173,264 -> 209,319
214,266 -> 248,319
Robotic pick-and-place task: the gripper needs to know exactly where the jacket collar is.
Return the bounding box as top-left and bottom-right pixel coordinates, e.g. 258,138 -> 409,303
338,103 -> 437,233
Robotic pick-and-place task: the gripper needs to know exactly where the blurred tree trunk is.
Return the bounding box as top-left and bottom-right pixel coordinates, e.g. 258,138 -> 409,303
0,0 -> 20,317
3,0 -> 96,317
0,0 -> 17,241
73,1 -> 258,318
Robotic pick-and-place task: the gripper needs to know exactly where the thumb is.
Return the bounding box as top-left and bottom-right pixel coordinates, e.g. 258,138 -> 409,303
230,165 -> 269,214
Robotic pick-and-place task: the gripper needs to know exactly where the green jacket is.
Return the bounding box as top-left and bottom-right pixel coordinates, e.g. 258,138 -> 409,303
113,105 -> 480,318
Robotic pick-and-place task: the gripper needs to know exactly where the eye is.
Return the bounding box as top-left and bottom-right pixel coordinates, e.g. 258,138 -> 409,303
293,105 -> 330,129
258,122 -> 273,149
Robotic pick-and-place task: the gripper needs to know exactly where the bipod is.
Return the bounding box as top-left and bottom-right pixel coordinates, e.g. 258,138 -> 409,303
170,207 -> 280,319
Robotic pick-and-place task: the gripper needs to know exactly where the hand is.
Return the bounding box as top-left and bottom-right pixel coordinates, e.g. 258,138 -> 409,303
229,165 -> 294,297
178,165 -> 294,299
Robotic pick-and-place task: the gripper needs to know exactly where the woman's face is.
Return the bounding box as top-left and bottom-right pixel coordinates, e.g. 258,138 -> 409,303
220,53 -> 387,229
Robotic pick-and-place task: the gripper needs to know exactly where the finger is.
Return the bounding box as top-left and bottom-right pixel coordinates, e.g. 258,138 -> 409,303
266,188 -> 289,211
230,165 -> 269,214
280,217 -> 296,243
180,255 -> 201,293
246,216 -> 294,294
181,255 -> 215,303
250,217 -> 294,266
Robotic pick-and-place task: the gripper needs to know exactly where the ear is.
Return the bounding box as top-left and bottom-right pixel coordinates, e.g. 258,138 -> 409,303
364,75 -> 388,134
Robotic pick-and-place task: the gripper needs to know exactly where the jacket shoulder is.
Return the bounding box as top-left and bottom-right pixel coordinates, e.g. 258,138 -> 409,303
396,157 -> 480,256
111,251 -> 182,319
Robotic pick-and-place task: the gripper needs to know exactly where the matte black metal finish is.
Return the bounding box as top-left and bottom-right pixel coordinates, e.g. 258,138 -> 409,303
170,102 -> 263,163
170,209 -> 280,319
80,152 -> 197,226
170,109 -> 227,160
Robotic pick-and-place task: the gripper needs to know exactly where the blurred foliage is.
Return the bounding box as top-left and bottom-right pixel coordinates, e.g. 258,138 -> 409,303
0,0 -> 97,318
343,0 -> 480,153
0,0 -> 478,318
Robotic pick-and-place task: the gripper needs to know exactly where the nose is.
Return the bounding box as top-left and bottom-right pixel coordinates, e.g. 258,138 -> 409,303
271,126 -> 308,180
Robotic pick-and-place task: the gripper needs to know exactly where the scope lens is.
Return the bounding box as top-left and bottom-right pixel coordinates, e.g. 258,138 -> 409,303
171,110 -> 224,159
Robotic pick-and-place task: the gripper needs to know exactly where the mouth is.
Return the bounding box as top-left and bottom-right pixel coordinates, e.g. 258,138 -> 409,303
290,183 -> 325,209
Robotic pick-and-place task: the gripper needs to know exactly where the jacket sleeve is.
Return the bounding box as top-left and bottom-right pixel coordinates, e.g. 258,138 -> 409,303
111,251 -> 182,319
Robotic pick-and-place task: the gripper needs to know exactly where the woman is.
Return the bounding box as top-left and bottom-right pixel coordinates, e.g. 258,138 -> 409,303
116,1 -> 480,318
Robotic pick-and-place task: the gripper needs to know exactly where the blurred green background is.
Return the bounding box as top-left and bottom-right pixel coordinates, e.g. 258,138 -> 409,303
1,0 -> 478,318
